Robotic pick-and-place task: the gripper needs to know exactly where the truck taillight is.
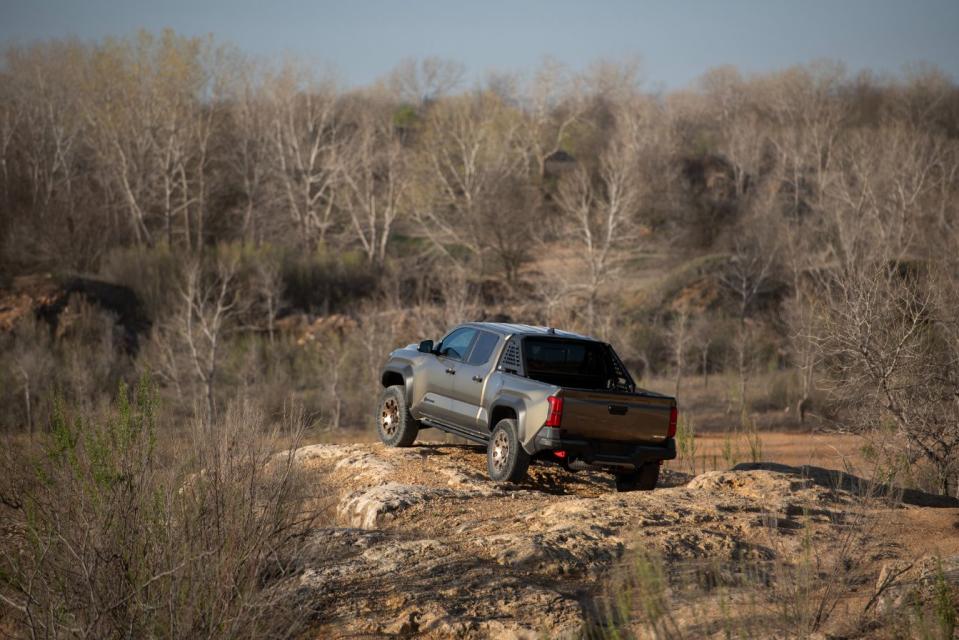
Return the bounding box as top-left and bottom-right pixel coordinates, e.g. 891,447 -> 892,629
668,405 -> 678,439
545,396 -> 564,428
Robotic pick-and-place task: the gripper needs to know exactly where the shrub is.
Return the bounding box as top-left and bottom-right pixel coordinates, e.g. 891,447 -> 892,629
0,300 -> 131,433
281,248 -> 377,315
100,245 -> 185,323
0,379 -> 319,638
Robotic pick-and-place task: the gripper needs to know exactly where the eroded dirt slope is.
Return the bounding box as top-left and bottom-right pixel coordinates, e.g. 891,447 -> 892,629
287,441 -> 958,639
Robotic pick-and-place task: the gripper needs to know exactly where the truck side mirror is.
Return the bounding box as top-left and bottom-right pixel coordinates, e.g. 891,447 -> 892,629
418,340 -> 434,354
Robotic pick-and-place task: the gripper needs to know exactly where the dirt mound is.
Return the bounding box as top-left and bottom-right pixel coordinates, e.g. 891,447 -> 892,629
732,461 -> 959,508
279,441 -> 920,638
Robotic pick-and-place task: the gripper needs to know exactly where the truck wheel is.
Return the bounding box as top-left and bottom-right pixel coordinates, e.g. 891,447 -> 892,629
615,462 -> 659,492
487,419 -> 530,483
376,385 -> 419,447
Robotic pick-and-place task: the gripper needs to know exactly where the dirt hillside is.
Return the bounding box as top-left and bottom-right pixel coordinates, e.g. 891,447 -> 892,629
286,441 -> 959,639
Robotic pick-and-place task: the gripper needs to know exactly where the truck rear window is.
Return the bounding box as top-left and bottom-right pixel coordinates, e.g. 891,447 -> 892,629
522,338 -> 613,389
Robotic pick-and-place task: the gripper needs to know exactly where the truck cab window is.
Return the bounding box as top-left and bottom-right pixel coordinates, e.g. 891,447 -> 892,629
438,328 -> 476,361
522,338 -> 615,390
466,331 -> 499,365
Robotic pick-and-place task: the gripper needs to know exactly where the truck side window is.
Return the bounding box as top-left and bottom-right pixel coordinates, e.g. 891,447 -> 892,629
466,331 -> 499,365
438,328 -> 476,361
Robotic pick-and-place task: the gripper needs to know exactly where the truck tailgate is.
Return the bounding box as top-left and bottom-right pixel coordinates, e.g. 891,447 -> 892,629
559,389 -> 673,444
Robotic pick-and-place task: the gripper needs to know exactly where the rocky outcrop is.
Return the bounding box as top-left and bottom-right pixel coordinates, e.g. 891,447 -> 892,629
280,441 -> 947,638
0,274 -> 149,352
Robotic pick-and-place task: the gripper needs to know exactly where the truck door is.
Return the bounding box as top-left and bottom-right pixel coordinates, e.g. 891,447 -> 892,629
419,327 -> 477,424
449,330 -> 502,432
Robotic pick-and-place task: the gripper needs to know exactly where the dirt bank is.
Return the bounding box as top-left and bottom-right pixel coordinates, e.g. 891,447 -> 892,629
286,441 -> 958,638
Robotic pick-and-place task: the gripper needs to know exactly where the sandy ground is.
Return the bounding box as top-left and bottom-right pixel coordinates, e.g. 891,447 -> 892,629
689,431 -> 868,470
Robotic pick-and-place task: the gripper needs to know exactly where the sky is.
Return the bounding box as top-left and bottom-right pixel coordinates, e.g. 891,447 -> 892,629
1,0 -> 957,91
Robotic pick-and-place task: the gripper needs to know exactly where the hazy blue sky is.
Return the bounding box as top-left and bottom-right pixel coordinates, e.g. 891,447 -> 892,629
2,0 -> 957,90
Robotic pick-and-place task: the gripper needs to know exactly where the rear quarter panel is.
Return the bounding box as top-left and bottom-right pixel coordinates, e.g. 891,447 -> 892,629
484,372 -> 559,448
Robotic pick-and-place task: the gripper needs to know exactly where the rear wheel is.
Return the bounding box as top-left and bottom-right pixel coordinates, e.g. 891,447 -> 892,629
376,385 -> 419,447
487,419 -> 530,483
615,462 -> 659,492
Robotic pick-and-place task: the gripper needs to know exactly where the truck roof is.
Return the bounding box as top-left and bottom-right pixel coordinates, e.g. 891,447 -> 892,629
461,322 -> 595,341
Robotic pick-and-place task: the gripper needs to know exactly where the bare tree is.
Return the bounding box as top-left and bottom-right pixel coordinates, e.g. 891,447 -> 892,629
700,66 -> 767,200
9,43 -> 87,215
179,250 -> 245,422
264,64 -> 343,248
811,115 -> 959,495
410,91 -> 526,275
668,309 -> 691,400
386,57 -> 465,106
582,57 -> 643,105
765,62 -> 850,217
230,69 -> 272,244
690,315 -> 716,390
720,229 -> 778,420
339,101 -> 408,265
0,77 -> 20,204
815,262 -> 957,496
252,248 -> 283,344
554,104 -> 651,332
521,58 -> 586,180
8,319 -> 54,437
82,30 -> 218,249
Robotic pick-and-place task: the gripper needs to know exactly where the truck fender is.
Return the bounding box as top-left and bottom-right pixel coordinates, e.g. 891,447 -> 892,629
488,396 -> 529,446
381,364 -> 415,406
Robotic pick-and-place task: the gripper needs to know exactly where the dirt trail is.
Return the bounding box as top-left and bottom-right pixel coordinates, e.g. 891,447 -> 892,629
288,441 -> 959,639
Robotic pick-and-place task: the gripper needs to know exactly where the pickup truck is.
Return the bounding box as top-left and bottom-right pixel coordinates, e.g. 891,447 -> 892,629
377,322 -> 677,491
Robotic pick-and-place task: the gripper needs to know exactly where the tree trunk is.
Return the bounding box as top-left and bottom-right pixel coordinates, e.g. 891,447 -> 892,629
738,324 -> 748,424
267,296 -> 275,345
938,464 -> 954,498
23,380 -> 32,439
702,347 -> 709,389
205,378 -> 215,425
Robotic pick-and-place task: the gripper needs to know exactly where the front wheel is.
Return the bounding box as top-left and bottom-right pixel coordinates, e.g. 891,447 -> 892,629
615,462 -> 659,492
487,419 -> 530,483
376,385 -> 419,447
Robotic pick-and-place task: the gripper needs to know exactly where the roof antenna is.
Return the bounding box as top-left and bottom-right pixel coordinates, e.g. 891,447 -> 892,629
547,327 -> 556,335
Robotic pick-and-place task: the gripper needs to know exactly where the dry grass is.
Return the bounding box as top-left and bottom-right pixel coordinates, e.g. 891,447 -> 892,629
589,481 -> 958,640
0,381 -> 321,639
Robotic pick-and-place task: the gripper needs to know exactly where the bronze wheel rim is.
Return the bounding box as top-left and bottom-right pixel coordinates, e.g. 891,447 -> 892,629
491,429 -> 510,473
381,397 -> 399,436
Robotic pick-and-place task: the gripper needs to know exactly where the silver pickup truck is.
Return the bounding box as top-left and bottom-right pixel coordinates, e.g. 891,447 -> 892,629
376,322 -> 677,491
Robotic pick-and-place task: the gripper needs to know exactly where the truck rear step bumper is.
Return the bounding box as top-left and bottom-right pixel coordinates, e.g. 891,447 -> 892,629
533,426 -> 676,468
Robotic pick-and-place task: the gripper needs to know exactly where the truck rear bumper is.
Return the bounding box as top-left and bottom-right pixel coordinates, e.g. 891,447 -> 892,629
531,426 -> 676,468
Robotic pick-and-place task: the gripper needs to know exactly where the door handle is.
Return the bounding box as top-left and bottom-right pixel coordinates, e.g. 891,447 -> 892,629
472,375 -> 483,382
445,368 -> 456,375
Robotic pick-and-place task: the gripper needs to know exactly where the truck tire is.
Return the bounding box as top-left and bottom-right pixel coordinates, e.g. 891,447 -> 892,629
376,385 -> 419,447
615,462 -> 659,492
487,419 -> 530,483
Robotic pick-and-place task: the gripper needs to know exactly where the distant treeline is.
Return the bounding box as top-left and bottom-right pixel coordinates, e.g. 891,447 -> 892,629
1,30 -> 957,495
